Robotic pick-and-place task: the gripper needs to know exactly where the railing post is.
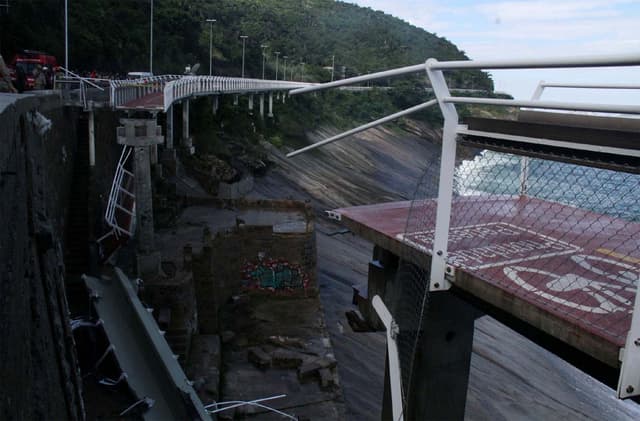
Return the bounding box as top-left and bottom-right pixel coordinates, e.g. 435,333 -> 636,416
426,58 -> 458,292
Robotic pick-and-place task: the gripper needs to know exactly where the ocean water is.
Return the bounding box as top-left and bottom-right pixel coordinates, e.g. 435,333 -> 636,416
455,150 -> 640,222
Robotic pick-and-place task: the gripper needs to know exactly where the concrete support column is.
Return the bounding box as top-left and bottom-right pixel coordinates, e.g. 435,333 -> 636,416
282,92 -> 286,104
248,94 -> 254,111
233,95 -> 239,106
398,291 -> 478,420
117,118 -> 164,277
182,100 -> 189,142
212,95 -> 219,115
150,145 -> 158,165
88,110 -> 95,167
133,145 -> 155,253
268,93 -> 274,118
259,94 -> 265,119
166,105 -> 174,149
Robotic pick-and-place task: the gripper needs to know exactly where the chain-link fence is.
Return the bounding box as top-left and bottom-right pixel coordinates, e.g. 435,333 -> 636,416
394,146 -> 640,412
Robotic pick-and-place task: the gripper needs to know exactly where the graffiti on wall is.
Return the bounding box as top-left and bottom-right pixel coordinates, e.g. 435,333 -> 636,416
242,257 -> 309,290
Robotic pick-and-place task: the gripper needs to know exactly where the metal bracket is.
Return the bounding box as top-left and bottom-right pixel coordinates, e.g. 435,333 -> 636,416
617,283 -> 640,398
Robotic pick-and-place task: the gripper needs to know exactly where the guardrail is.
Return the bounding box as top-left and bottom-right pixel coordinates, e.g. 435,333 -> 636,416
110,75 -> 182,108
286,53 -> 640,407
163,76 -> 310,112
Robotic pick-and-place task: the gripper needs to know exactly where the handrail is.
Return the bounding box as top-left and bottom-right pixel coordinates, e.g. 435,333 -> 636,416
57,66 -> 105,90
532,81 -> 640,100
162,76 -> 310,112
286,99 -> 438,157
290,52 -> 640,96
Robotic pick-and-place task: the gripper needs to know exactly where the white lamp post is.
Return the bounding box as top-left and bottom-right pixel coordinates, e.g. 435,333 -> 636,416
64,0 -> 68,75
261,44 -> 268,79
240,35 -> 248,78
274,51 -> 280,80
150,0 -> 153,74
206,18 -> 216,76
282,56 -> 288,81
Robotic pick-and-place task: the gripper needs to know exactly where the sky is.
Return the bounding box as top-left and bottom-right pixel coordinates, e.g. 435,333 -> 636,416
348,0 -> 640,105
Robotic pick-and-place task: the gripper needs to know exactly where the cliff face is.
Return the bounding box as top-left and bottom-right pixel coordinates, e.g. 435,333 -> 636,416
0,94 -> 85,419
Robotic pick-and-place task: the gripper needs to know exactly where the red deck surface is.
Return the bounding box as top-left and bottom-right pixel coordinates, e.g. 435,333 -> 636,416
335,196 -> 640,358
120,91 -> 163,110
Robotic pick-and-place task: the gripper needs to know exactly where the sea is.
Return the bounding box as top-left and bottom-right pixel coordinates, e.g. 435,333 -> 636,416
455,150 -> 640,222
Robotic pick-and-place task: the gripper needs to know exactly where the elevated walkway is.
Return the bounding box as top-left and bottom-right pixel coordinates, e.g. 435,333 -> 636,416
287,53 -> 640,419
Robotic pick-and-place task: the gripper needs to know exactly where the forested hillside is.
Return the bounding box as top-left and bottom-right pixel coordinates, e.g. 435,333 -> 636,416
0,0 -> 492,90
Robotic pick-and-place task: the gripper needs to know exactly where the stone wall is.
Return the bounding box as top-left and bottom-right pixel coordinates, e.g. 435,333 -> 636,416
193,199 -> 316,334
0,94 -> 84,420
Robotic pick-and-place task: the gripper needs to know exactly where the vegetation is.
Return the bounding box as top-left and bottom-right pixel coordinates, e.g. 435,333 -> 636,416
1,0 -> 502,149
1,0 -> 492,89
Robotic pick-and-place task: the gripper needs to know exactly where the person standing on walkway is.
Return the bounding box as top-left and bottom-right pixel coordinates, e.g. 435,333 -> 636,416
0,53 -> 18,93
33,64 -> 46,90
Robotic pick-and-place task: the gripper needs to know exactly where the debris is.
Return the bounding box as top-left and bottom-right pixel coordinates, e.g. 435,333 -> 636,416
270,349 -> 306,369
297,356 -> 337,382
247,347 -> 271,369
267,335 -> 306,349
318,368 -> 337,389
346,310 -> 370,332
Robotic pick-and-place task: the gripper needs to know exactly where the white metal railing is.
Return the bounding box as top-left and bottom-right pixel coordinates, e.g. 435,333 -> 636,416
104,146 -> 136,238
287,53 -> 640,402
55,67 -> 111,110
110,75 -> 182,108
162,76 -> 310,112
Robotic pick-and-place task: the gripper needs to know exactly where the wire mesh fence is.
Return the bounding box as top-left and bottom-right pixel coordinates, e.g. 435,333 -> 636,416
450,150 -> 640,344
394,146 -> 640,412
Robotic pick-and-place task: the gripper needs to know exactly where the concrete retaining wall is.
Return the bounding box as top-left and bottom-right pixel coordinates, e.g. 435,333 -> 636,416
0,94 -> 84,420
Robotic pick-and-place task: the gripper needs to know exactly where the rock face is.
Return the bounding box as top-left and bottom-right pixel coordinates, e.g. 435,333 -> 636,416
0,94 -> 84,420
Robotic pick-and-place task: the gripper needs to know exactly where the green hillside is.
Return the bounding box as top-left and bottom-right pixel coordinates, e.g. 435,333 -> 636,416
1,0 -> 492,90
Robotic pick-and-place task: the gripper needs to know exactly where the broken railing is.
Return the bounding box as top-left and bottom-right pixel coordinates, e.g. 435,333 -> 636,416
288,53 -> 640,412
55,67 -> 111,110
103,145 -> 136,239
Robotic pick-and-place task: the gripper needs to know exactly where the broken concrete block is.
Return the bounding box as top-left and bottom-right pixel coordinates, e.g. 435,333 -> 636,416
319,368 -> 335,389
267,335 -> 306,349
247,347 -> 271,369
297,356 -> 337,381
270,349 -> 305,369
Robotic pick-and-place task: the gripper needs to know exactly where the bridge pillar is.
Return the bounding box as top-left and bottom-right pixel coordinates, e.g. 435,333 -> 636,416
268,93 -> 274,118
233,95 -> 239,106
88,110 -> 96,167
282,92 -> 286,104
212,95 -> 219,116
182,100 -> 194,154
166,105 -> 174,149
117,118 -> 164,277
248,94 -> 254,112
259,94 -> 265,118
